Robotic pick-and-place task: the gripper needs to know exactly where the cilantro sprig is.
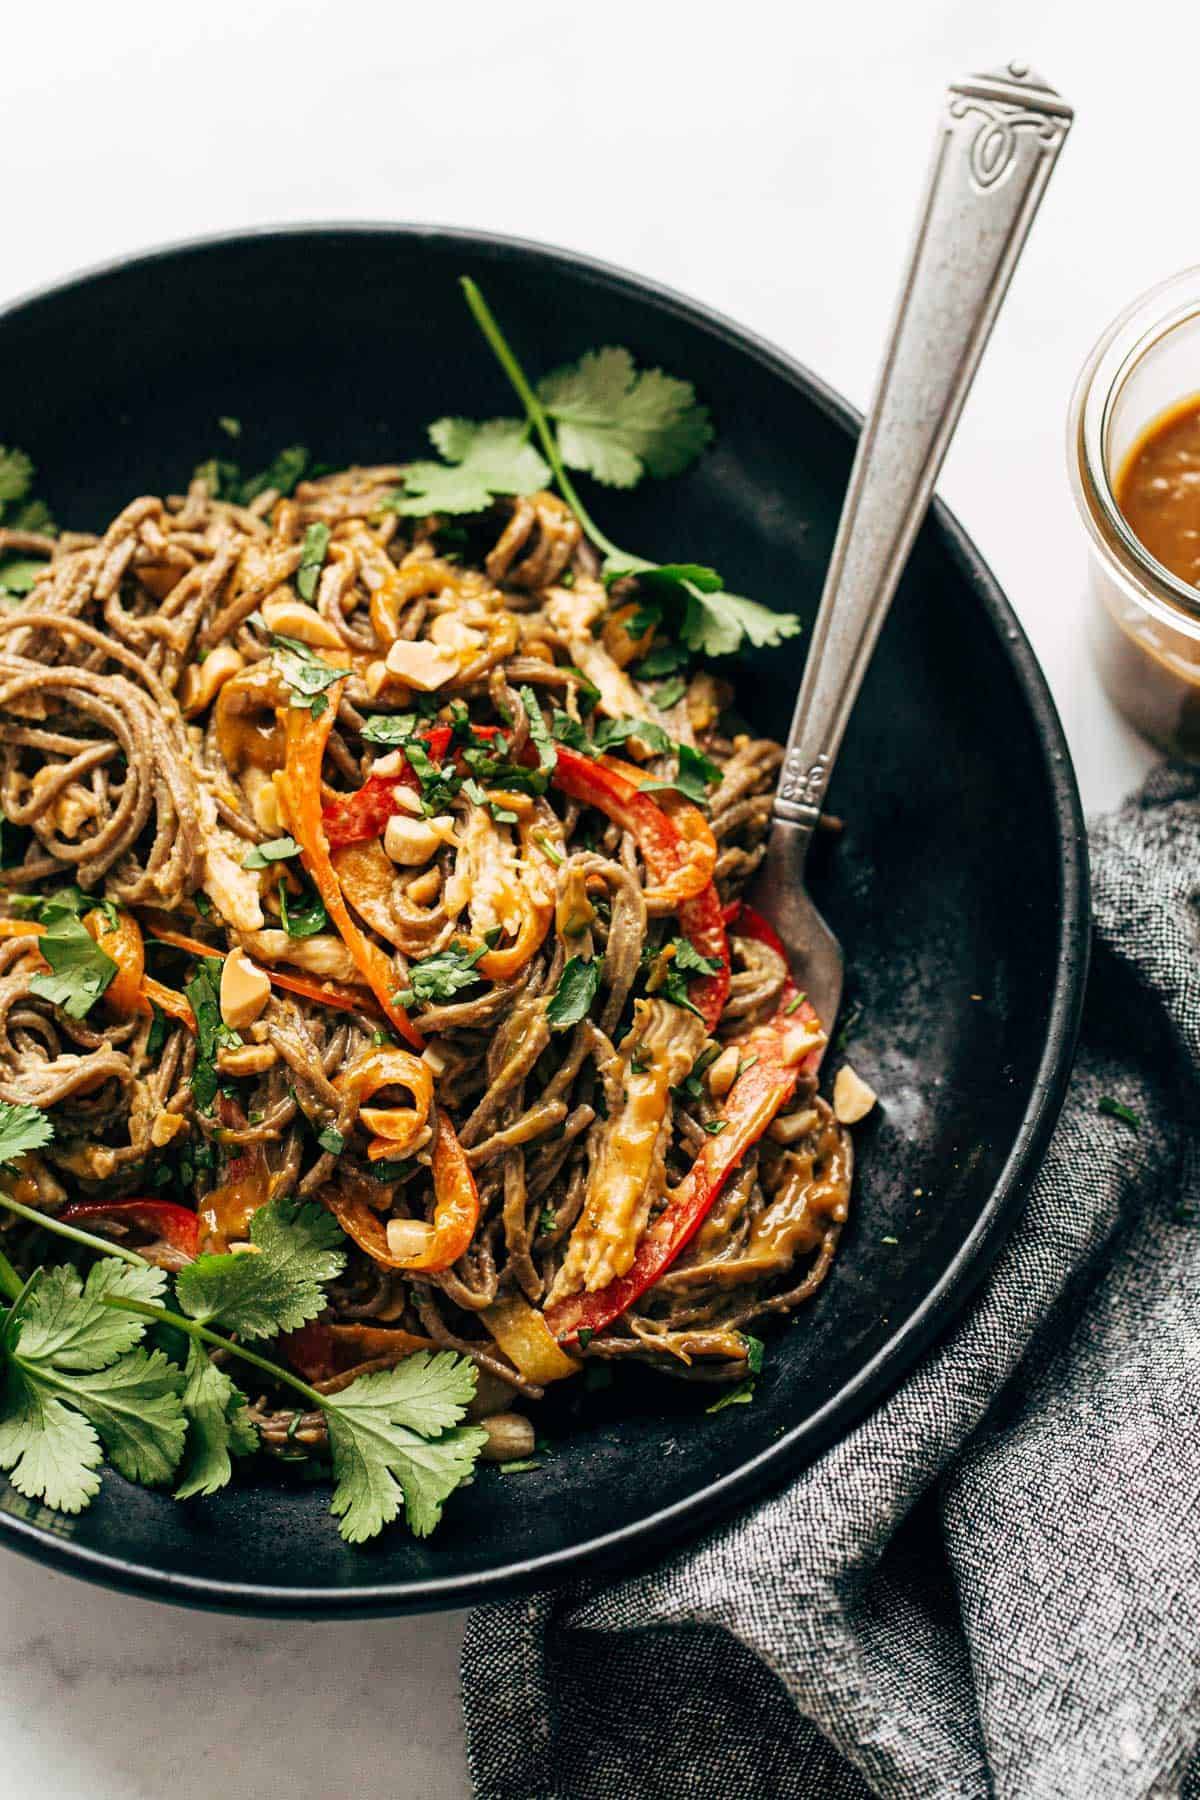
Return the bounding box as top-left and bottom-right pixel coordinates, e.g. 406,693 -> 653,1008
0,1192 -> 487,1542
451,279 -> 802,660
270,633 -> 345,718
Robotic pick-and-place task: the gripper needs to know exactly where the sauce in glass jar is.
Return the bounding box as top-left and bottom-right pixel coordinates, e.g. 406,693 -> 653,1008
1116,396 -> 1200,587
1069,269 -> 1200,759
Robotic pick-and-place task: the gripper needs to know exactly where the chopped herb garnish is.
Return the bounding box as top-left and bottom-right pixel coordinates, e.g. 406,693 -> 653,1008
784,992 -> 808,1016
593,715 -> 672,757
702,1119 -> 729,1136
279,878 -> 328,939
742,1334 -> 764,1375
706,1379 -> 754,1414
537,1207 -> 557,1235
652,676 -> 687,709
361,713 -> 419,747
546,956 -> 603,1031
185,959 -> 242,1113
577,1327 -> 594,1350
1097,1096 -> 1141,1131
520,686 -> 558,777
551,711 -> 593,754
496,1459 -> 542,1474
317,1126 -> 345,1156
241,836 -> 300,870
398,941 -> 489,1008
29,908 -> 118,1020
271,632 -> 344,715
295,522 -> 331,602
0,1099 -> 53,1166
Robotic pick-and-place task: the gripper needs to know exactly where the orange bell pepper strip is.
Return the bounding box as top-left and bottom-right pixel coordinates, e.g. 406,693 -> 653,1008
0,919 -> 43,939
276,689 -> 423,1049
333,1045 -> 434,1162
479,1293 -> 581,1385
83,907 -> 150,1015
321,1108 -> 478,1274
543,901 -> 826,1346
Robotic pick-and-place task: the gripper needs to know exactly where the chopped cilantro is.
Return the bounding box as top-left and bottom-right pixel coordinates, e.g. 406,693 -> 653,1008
547,956 -> 603,1031
241,836 -> 300,870
296,522 -> 331,601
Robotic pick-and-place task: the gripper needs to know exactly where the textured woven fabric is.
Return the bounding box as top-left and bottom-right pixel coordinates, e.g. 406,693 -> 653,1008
461,765 -> 1200,1799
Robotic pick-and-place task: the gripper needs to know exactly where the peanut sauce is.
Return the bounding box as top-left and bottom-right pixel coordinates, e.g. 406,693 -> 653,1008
1116,395 -> 1200,585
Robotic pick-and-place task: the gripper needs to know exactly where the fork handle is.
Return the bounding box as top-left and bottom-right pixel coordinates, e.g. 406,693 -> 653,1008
772,62 -> 1073,835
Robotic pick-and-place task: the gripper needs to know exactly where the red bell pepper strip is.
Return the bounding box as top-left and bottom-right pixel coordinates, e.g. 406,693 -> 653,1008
321,725 -> 454,847
280,1320 -> 434,1384
549,744 -> 729,1027
543,901 -> 825,1345
59,1198 -> 200,1259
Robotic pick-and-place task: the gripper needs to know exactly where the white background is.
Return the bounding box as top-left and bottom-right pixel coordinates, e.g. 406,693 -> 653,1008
0,1 -> 1178,1793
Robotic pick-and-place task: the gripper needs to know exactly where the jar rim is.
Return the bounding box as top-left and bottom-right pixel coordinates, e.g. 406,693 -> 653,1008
1068,264 -> 1200,631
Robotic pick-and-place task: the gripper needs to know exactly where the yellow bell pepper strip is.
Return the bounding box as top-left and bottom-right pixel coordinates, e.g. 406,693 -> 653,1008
544,901 -> 826,1346
479,1292 -> 581,1385
333,1045 -> 434,1162
276,687 -> 424,1049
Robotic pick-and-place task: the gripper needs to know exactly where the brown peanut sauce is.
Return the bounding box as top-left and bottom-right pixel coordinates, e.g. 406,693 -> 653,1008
1116,394 -> 1200,585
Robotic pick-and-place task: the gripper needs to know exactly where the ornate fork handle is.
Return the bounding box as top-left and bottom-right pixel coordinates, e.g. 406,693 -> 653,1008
774,63 -> 1073,832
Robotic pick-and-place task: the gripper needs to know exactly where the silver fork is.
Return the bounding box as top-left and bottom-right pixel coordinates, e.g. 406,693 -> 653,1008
752,63 -> 1074,1035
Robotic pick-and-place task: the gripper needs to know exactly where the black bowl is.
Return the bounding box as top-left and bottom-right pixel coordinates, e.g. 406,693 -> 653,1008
0,225 -> 1088,1614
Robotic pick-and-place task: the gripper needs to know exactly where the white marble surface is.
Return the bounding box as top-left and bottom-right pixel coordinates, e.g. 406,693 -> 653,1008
0,0 -> 1185,1792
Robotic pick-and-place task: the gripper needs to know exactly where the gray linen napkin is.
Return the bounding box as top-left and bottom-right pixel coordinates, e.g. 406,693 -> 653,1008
460,764 -> 1200,1799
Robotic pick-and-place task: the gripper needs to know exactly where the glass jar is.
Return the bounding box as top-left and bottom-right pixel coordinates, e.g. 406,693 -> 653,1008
1068,266 -> 1200,757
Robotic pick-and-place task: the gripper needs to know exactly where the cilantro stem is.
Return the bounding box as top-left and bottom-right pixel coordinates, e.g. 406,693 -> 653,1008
0,1190 -> 331,1415
0,1192 -> 146,1268
0,1245 -> 22,1303
459,277 -> 627,566
99,1296 -> 326,1410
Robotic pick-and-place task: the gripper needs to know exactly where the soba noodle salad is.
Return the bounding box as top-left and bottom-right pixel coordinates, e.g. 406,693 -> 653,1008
0,282 -> 870,1544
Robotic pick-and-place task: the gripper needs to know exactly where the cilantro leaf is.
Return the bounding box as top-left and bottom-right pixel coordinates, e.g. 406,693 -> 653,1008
0,1374 -> 104,1512
0,1100 -> 52,1167
0,447 -> 34,505
680,585 -> 804,659
13,1260 -> 167,1372
743,1334 -> 765,1375
655,936 -> 723,1016
547,956 -> 602,1031
323,1351 -> 486,1541
0,559 -> 48,598
1098,1096 -> 1141,1131
29,912 -> 118,1019
271,633 -> 345,713
49,1349 -> 187,1487
185,959 -> 242,1113
551,711 -> 593,754
392,419 -> 551,516
174,1196 -> 347,1342
519,686 -> 557,776
1,1264 -> 188,1506
642,741 -> 723,807
538,348 -> 712,488
398,941 -> 488,1008
279,878 -> 328,939
173,1341 -> 256,1501
240,445 -> 309,504
592,715 -> 672,757
361,713 -> 419,747
241,835 -> 300,870
706,1378 -> 755,1414
611,561 -> 803,661
296,522 -> 330,601
651,675 -> 687,709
